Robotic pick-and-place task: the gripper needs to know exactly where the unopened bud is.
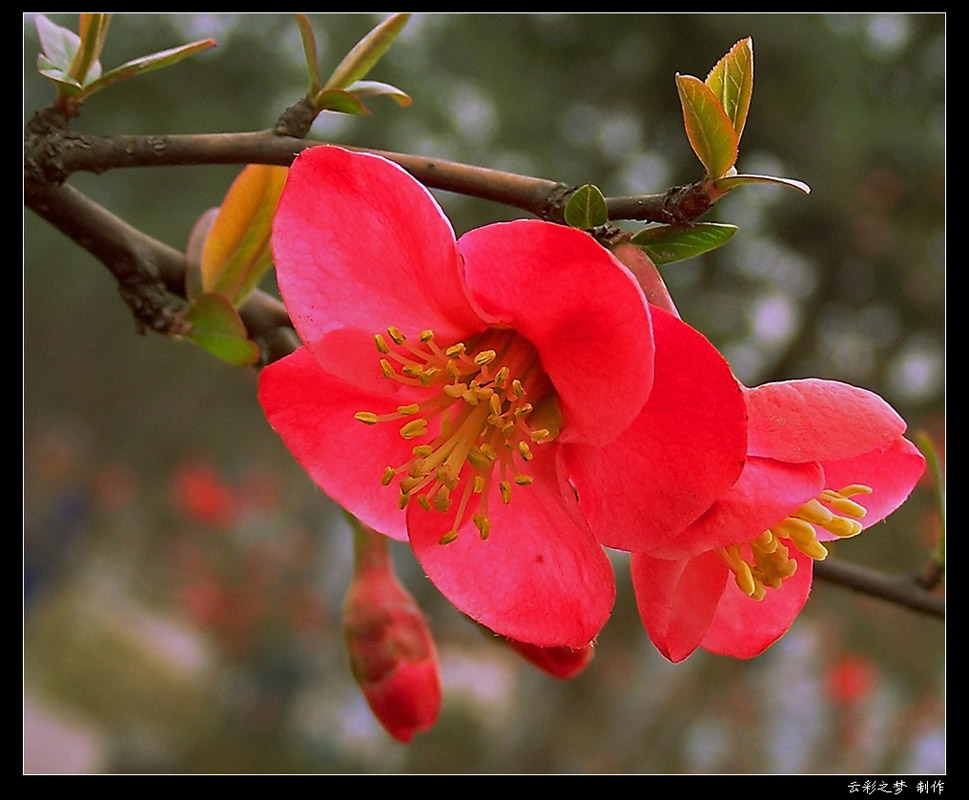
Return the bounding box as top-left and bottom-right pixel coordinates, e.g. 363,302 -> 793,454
343,519 -> 441,742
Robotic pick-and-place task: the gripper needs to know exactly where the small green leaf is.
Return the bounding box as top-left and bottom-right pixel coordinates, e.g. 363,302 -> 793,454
185,207 -> 219,301
713,173 -> 811,195
564,184 -> 608,229
182,293 -> 260,366
346,79 -> 412,107
631,223 -> 738,265
675,74 -> 739,180
37,55 -> 84,93
315,88 -> 370,115
295,14 -> 322,96
324,13 -> 411,90
35,15 -> 81,73
84,38 -> 216,98
705,37 -> 754,141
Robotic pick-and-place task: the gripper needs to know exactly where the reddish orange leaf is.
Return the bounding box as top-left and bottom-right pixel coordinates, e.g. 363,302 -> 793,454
201,164 -> 288,305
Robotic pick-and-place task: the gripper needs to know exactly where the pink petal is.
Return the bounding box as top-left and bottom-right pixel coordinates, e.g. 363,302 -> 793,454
820,435 -> 925,531
700,549 -> 814,658
406,456 -> 614,648
745,379 -> 907,463
457,220 -> 654,447
564,307 -> 747,552
631,549 -> 728,663
272,147 -> 483,362
259,347 -> 419,541
651,457 -> 824,560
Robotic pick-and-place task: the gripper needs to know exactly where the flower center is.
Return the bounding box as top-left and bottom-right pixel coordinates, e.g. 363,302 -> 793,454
355,326 -> 558,545
719,484 -> 872,601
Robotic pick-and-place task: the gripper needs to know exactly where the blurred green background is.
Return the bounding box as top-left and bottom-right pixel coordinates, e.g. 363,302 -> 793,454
24,14 -> 944,773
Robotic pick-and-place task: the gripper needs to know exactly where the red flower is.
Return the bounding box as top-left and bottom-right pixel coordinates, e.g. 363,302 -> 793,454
630,379 -> 925,662
259,146 -> 746,649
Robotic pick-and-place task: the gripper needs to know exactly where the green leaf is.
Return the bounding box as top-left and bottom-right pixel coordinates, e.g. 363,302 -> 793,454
346,79 -> 412,107
182,293 -> 260,366
324,13 -> 411,90
705,37 -> 754,141
295,14 -> 322,95
713,173 -> 811,195
675,74 -> 739,180
84,38 -> 216,98
35,14 -> 81,73
631,223 -> 738,265
315,88 -> 370,115
564,184 -> 608,229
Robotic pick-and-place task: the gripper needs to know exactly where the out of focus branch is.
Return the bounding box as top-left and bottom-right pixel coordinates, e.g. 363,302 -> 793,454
814,559 -> 944,619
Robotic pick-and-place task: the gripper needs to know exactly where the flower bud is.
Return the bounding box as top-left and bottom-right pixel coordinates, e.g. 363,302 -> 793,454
343,520 -> 441,742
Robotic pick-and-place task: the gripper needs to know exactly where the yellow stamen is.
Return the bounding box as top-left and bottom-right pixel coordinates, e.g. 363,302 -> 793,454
400,419 -> 429,439
354,411 -> 379,425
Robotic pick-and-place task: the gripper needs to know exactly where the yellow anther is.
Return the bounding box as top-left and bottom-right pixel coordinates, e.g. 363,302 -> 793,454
514,475 -> 533,486
753,530 -> 779,553
380,359 -> 394,379
418,496 -> 431,511
514,403 -> 533,418
400,475 -> 424,494
839,484 -> 873,498
518,441 -> 533,461
494,367 -> 509,388
821,492 -> 868,519
734,560 -> 757,598
467,449 -> 491,470
400,419 -> 429,439
474,349 -> 497,366
420,367 -> 441,385
479,443 -> 497,461
530,428 -> 551,442
473,475 -> 485,493
420,329 -> 435,342
433,485 -> 452,512
795,498 -> 834,525
402,364 -> 424,378
397,403 -> 420,415
436,466 -> 459,490
412,444 -> 433,457
472,514 -> 491,540
446,361 -> 460,379
354,411 -> 379,425
387,326 -> 406,345
374,333 -> 390,354
475,386 -> 495,401
443,383 -> 465,398
489,394 -> 503,416
512,379 -> 525,397
398,492 -> 410,510
439,529 -> 459,545
445,343 -> 466,358
499,481 -> 512,504
825,517 -> 864,538
381,466 -> 396,486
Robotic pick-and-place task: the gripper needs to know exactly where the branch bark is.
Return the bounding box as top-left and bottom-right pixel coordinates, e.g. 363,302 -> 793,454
25,122 -> 710,224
